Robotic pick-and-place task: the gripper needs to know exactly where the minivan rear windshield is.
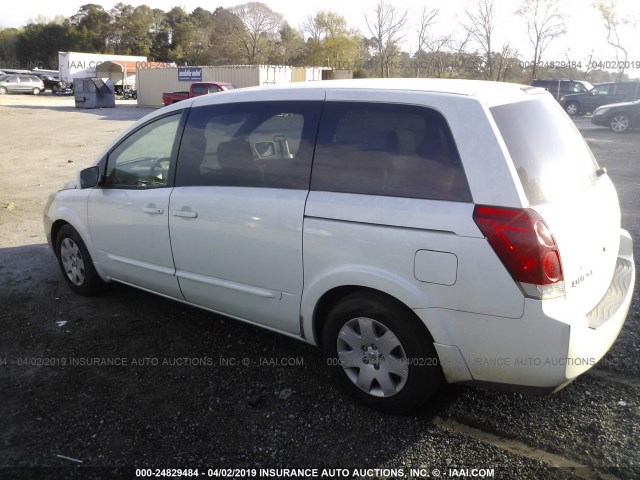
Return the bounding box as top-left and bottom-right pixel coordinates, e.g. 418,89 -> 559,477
490,98 -> 599,205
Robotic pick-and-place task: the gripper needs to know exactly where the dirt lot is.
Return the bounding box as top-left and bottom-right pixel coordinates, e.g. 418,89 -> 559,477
0,94 -> 639,480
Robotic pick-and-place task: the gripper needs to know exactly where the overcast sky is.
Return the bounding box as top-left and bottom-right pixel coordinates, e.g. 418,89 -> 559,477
1,0 -> 639,77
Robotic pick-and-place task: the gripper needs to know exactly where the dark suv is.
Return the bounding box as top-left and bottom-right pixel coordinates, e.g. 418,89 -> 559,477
33,74 -> 67,94
531,79 -> 593,101
560,81 -> 640,116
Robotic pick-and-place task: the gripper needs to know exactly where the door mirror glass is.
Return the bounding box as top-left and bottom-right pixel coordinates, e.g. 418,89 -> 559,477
254,141 -> 276,157
80,166 -> 100,188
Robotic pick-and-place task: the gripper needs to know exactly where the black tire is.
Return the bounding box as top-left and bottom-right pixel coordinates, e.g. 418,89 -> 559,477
609,113 -> 630,133
32,87 -> 41,95
323,292 -> 443,414
564,101 -> 580,116
0,86 -> 7,95
55,224 -> 106,296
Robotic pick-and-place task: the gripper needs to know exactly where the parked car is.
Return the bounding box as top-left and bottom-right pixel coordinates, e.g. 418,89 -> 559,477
591,99 -> 640,133
44,79 -> 635,413
531,79 -> 593,101
560,81 -> 640,116
0,74 -> 45,95
162,82 -> 234,106
33,73 -> 67,94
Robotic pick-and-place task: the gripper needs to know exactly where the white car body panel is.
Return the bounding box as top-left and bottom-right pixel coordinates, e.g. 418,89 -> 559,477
168,187 -> 307,333
87,188 -> 182,299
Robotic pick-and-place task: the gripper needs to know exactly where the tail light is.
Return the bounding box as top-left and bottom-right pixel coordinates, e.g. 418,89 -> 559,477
473,205 -> 564,299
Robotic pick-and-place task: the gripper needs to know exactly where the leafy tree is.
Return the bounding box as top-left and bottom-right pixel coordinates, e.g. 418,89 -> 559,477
149,8 -> 170,61
322,12 -> 359,69
208,8 -> 246,65
0,28 -> 19,68
302,11 -> 360,68
267,22 -> 305,66
68,4 -> 112,52
16,22 -> 75,68
165,7 -> 193,64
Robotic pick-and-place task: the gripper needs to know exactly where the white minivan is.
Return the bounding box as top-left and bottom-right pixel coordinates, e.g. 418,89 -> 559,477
44,79 -> 635,413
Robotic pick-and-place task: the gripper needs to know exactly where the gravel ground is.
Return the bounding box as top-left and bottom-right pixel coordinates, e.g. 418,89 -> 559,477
0,95 -> 638,480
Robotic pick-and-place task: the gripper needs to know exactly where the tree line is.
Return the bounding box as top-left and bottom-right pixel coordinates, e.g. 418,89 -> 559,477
0,0 -> 634,83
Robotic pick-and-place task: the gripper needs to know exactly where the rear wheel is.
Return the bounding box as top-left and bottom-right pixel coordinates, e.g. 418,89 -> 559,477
610,113 -> 630,133
323,292 -> 442,414
0,86 -> 7,95
564,101 -> 580,116
55,225 -> 105,295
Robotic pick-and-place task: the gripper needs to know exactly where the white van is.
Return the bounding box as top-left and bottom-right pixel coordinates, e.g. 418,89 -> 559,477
44,79 -> 635,413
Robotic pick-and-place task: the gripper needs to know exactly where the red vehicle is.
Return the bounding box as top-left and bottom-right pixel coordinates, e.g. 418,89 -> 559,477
162,82 -> 234,106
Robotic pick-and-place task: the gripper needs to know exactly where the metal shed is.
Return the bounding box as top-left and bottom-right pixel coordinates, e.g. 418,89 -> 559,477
95,60 -> 137,92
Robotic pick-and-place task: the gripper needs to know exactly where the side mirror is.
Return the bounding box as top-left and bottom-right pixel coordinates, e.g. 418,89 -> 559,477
80,166 -> 101,188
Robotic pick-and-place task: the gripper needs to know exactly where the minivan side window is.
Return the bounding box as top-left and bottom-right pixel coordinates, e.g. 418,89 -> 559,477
105,113 -> 182,188
175,101 -> 322,189
311,102 -> 472,202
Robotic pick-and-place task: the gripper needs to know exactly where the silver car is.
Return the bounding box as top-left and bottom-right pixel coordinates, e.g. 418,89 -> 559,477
0,74 -> 45,95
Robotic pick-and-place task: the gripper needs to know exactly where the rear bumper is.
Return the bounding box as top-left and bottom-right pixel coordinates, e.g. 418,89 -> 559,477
564,229 -> 634,379
417,229 -> 635,390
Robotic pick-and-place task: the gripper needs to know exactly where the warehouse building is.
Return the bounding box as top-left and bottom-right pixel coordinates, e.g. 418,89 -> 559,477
136,65 -> 326,107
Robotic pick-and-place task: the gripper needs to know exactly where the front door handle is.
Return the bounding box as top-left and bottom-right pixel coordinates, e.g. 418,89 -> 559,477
172,210 -> 198,218
142,206 -> 164,214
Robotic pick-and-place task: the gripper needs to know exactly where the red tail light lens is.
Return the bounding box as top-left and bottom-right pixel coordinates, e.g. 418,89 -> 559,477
473,206 -> 564,299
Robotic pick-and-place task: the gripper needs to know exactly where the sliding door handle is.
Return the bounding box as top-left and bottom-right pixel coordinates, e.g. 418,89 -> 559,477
172,210 -> 198,218
142,206 -> 164,214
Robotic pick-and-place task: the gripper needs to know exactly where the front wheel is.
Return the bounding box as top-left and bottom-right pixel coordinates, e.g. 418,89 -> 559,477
610,114 -> 630,133
0,86 -> 7,95
32,87 -> 41,95
564,101 -> 580,116
55,225 -> 106,295
323,292 -> 442,414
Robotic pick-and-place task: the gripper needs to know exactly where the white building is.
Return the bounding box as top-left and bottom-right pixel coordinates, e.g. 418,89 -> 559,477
58,52 -> 147,86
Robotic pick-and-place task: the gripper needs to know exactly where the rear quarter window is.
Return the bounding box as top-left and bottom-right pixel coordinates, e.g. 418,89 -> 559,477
311,102 -> 472,202
490,98 -> 599,205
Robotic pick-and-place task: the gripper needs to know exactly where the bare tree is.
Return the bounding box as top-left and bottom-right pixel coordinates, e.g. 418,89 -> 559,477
582,48 -> 596,80
460,0 -> 497,80
230,2 -> 283,64
302,12 -> 325,65
516,0 -> 566,81
364,0 -> 408,77
415,5 -> 439,77
594,0 -> 631,81
495,43 -> 519,82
